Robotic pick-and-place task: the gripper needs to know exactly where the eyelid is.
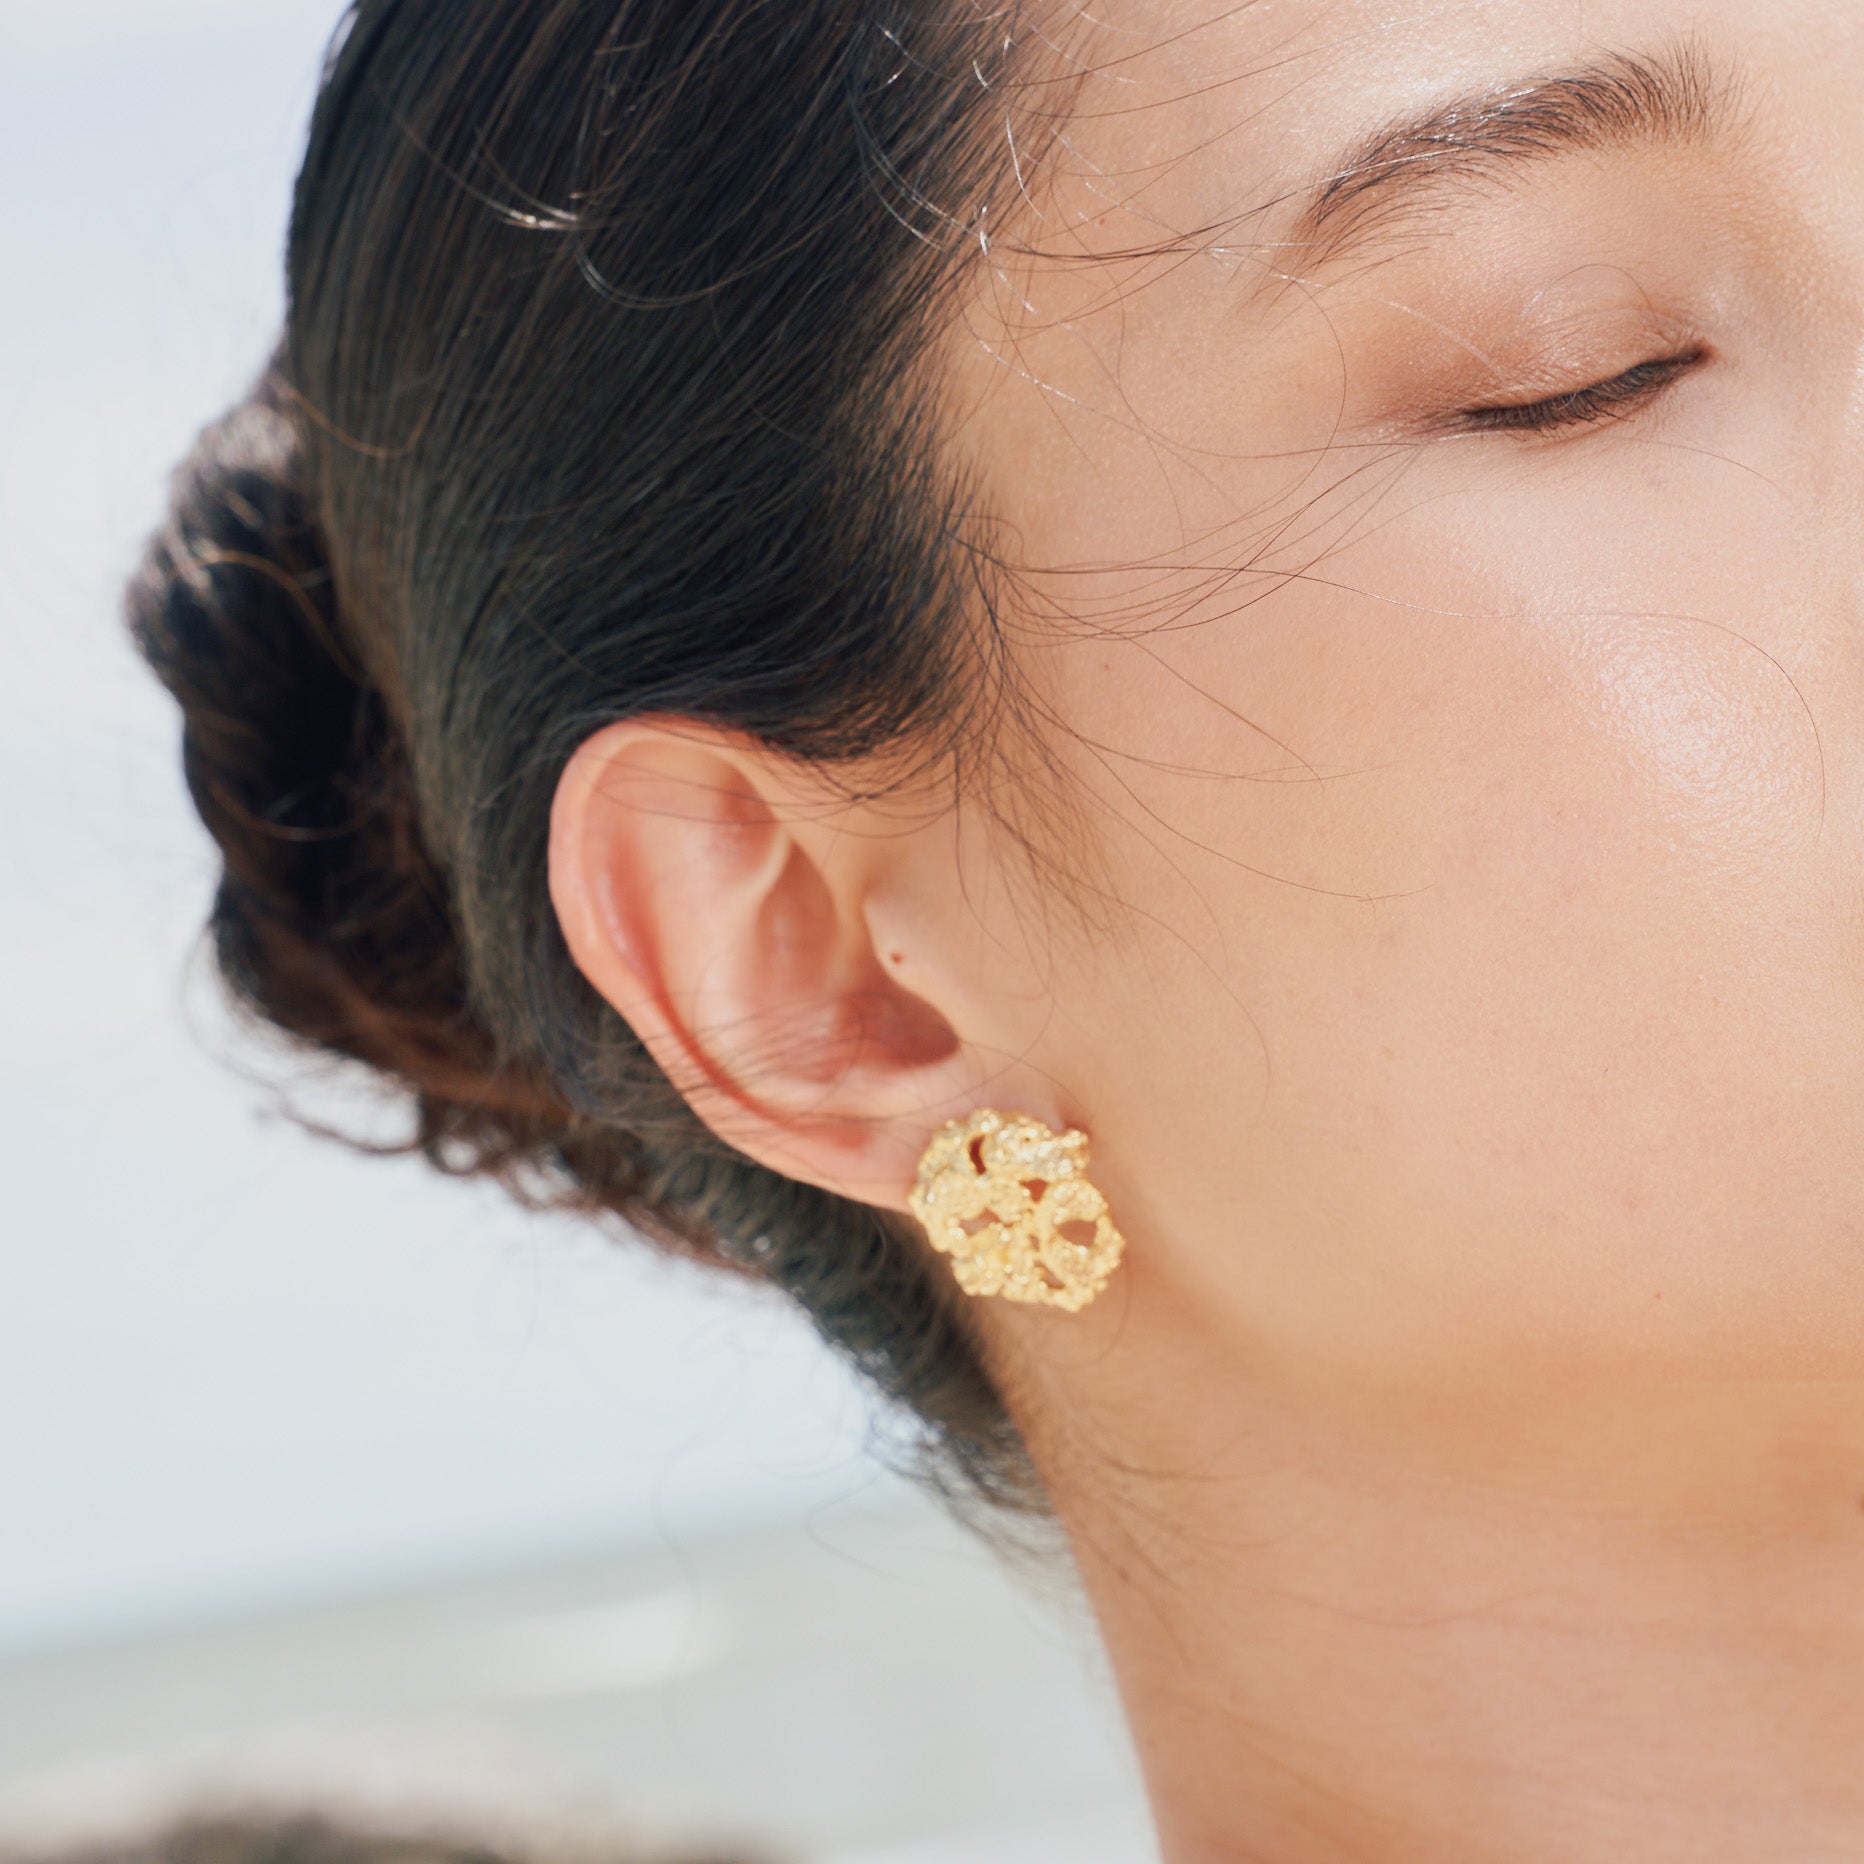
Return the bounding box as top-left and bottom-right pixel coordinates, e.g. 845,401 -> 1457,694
1443,345 -> 1708,437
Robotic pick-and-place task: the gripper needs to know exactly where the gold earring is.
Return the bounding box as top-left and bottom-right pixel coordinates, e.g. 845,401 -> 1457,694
908,1109 -> 1125,1314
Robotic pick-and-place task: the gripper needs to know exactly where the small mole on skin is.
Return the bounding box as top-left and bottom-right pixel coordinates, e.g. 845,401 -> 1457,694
889,951 -> 905,965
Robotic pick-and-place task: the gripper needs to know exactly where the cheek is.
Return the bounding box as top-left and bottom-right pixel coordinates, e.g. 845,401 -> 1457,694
1502,462 -> 1831,862
1058,479 -> 1830,911
1564,620 -> 1814,850
1050,465 -> 1864,1385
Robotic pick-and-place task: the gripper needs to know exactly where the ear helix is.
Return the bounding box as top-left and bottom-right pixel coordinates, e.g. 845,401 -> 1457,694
908,1109 -> 1125,1314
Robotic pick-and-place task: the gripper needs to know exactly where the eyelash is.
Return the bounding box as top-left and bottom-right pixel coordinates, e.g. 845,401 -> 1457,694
1453,347 -> 1707,437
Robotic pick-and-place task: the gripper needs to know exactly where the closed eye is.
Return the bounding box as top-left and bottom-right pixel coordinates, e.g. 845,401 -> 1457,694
1450,347 -> 1707,437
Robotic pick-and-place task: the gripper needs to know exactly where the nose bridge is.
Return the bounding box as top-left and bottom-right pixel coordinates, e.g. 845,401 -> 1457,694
1777,19 -> 1864,425
1753,16 -> 1864,547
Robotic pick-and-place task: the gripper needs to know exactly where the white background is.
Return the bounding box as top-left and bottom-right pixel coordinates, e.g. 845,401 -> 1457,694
0,0 -> 889,1657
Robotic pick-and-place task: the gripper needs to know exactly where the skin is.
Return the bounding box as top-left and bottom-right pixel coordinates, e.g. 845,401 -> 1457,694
550,2 -> 1864,1857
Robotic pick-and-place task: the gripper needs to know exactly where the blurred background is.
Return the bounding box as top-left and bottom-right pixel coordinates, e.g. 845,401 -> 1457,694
0,6 -> 1152,1859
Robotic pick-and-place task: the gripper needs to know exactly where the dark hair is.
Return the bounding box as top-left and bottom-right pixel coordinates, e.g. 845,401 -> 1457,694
6,1812 -> 754,1864
128,1 -> 1064,1511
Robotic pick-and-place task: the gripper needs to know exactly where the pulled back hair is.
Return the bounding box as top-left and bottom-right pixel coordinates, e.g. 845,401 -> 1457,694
11,1812 -> 751,1864
129,0 -> 1064,1512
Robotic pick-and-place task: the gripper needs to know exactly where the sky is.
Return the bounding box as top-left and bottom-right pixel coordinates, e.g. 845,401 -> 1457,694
0,2 -> 887,1656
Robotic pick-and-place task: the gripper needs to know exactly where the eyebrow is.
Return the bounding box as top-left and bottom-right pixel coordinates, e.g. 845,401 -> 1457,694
1285,43 -> 1740,268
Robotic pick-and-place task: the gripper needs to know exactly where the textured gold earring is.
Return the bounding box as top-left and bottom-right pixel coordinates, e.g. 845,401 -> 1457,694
908,1109 -> 1125,1314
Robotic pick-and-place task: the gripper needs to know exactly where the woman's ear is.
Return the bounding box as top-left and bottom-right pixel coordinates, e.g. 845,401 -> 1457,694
547,718 -> 1063,1208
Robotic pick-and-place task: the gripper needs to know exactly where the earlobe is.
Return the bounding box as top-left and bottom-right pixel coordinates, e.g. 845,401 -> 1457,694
547,718 -> 1023,1208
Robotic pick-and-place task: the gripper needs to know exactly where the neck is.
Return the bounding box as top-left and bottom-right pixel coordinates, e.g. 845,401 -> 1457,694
1014,1300 -> 1864,1863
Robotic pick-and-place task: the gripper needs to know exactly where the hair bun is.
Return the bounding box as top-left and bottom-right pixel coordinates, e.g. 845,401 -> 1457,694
128,372 -> 571,1162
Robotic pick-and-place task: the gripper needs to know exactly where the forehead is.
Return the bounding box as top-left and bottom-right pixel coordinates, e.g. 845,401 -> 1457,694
1026,0 -> 1732,224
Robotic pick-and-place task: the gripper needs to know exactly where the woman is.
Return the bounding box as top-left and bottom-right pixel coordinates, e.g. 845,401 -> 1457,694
131,1 -> 1864,1857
